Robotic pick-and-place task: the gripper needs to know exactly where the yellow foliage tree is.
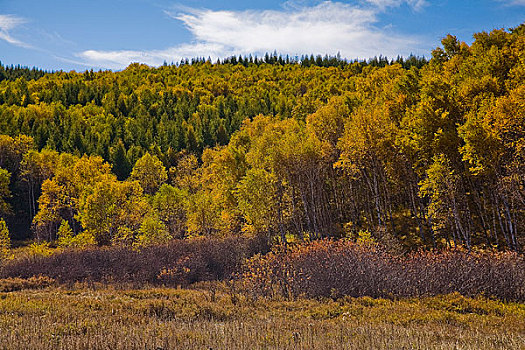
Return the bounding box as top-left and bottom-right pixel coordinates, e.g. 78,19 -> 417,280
0,218 -> 10,260
130,152 -> 168,195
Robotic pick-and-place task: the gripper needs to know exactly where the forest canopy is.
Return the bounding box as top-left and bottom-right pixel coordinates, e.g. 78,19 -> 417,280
0,25 -> 523,252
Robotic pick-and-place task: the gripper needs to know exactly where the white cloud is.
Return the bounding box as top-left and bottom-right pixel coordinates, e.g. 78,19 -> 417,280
502,0 -> 525,5
284,0 -> 426,10
0,14 -> 30,47
363,0 -> 427,10
77,1 -> 422,69
80,42 -> 228,70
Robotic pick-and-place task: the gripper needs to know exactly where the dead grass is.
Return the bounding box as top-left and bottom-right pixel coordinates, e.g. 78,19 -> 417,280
0,284 -> 524,350
0,276 -> 55,292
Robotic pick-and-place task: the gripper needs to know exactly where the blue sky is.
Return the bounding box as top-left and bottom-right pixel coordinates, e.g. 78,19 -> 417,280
0,0 -> 523,71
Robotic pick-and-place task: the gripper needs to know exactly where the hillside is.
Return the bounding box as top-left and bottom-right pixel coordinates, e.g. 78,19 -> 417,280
0,25 -> 523,253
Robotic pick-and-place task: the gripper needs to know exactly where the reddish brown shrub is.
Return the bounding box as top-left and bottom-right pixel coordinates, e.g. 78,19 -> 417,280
0,236 -> 269,287
239,240 -> 525,302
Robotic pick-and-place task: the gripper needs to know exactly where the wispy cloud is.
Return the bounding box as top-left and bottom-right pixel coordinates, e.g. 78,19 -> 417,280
80,42 -> 228,69
284,0 -> 427,10
363,0 -> 427,10
500,0 -> 525,5
77,1 -> 423,69
0,14 -> 30,48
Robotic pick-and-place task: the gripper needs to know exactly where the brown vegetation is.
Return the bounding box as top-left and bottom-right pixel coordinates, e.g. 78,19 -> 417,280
240,240 -> 525,301
0,236 -> 269,287
0,287 -> 524,350
2,238 -> 524,303
0,275 -> 54,292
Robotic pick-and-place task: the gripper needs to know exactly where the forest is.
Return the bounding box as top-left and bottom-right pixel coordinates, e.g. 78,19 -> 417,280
0,25 -> 523,254
0,23 -> 524,350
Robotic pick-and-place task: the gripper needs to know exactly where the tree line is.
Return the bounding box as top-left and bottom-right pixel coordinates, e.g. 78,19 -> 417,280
0,25 -> 523,252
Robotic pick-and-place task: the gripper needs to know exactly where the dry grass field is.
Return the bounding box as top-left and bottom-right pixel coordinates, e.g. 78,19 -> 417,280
0,282 -> 524,350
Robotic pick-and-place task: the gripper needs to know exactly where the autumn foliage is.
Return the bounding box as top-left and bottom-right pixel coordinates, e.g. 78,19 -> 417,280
0,26 -> 523,309
0,26 -> 523,253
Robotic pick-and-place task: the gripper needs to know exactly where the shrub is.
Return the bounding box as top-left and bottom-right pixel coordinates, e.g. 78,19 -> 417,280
56,220 -> 73,247
239,240 -> 525,302
0,219 -> 10,260
134,214 -> 172,247
57,220 -> 96,248
0,236 -> 270,287
27,241 -> 54,257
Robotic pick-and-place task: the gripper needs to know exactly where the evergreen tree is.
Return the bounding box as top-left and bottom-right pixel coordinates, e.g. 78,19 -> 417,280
185,125 -> 200,154
110,139 -> 132,181
216,122 -> 229,146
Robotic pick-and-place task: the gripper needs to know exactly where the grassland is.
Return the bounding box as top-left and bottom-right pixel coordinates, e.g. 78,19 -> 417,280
0,283 -> 524,350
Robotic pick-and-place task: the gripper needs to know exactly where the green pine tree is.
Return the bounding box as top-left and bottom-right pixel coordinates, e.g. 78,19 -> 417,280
110,139 -> 132,181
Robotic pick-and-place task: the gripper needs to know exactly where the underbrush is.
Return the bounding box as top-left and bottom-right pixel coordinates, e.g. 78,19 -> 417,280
0,236 -> 269,287
239,240 -> 525,301
2,238 -> 524,303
